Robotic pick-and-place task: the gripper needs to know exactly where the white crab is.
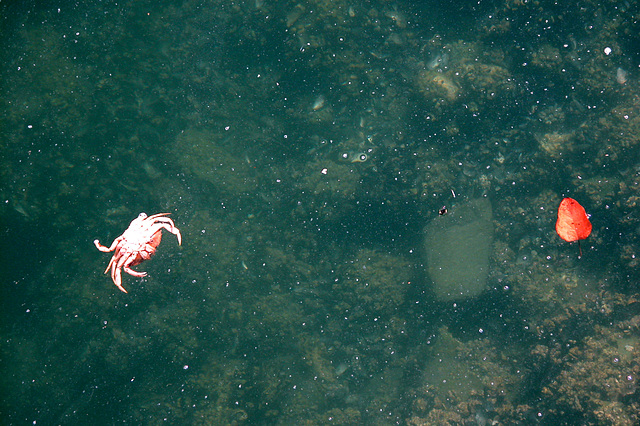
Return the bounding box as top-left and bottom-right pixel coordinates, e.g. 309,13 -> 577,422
94,213 -> 181,293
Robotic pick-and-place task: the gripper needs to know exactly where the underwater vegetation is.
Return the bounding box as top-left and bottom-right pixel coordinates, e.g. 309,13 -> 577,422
1,0 -> 639,424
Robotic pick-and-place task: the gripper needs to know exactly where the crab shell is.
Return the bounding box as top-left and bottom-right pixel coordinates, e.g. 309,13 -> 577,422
94,213 -> 182,293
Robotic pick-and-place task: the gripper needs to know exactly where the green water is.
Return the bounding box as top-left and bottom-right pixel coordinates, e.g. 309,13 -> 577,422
2,0 -> 639,424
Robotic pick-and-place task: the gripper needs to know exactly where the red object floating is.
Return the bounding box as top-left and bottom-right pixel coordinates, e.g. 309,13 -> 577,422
556,198 -> 592,242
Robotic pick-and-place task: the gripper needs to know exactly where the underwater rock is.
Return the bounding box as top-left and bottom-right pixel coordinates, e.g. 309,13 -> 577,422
536,130 -> 574,158
417,69 -> 460,102
174,128 -> 259,194
424,198 -> 493,301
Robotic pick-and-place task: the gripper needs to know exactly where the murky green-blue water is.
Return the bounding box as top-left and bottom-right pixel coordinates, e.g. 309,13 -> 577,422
2,0 -> 639,424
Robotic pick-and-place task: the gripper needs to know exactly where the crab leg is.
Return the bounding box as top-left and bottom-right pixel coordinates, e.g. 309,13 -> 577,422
147,215 -> 182,245
112,265 -> 126,293
123,264 -> 148,278
104,254 -> 117,275
146,213 -> 172,219
94,236 -> 123,252
156,223 -> 182,245
114,253 -> 147,293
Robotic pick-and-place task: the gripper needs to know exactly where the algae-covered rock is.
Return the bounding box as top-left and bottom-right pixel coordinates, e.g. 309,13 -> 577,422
424,198 -> 493,301
174,128 -> 259,194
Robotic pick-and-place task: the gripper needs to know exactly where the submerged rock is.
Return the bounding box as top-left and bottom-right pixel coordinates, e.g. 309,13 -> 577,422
424,198 -> 493,301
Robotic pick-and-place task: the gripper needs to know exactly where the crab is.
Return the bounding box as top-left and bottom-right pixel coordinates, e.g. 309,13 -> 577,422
94,212 -> 182,293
